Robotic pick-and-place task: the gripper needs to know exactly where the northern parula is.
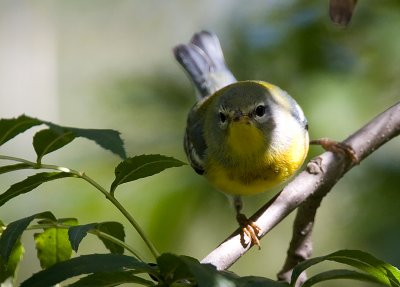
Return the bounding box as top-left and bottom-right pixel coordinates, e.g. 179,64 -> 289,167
173,31 -> 309,247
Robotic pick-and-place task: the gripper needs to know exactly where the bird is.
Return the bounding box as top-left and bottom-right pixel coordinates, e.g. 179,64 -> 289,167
173,31 -> 309,247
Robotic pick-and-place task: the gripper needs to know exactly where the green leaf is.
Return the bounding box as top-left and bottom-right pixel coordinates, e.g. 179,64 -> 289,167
0,220 -> 25,284
0,172 -> 75,207
66,271 -> 156,287
68,222 -> 125,254
0,163 -> 32,175
0,115 -> 41,146
0,115 -> 126,159
156,254 -> 235,287
157,253 -> 192,284
236,276 -> 290,287
302,269 -> 383,287
0,212 -> 55,262
0,240 -> 24,283
20,253 -> 156,287
34,218 -> 78,269
97,222 -> 125,254
291,250 -> 400,287
44,122 -> 127,159
68,127 -> 127,160
68,223 -> 98,253
33,128 -> 76,163
110,154 -> 186,193
180,256 -> 235,287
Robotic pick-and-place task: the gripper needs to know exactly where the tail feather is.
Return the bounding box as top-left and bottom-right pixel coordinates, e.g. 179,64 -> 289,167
173,31 -> 236,99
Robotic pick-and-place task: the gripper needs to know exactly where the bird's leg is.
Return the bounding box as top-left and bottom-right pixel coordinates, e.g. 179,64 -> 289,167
233,196 -> 261,249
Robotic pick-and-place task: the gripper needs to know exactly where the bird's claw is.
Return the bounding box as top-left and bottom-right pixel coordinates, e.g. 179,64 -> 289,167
236,213 -> 261,249
310,138 -> 358,165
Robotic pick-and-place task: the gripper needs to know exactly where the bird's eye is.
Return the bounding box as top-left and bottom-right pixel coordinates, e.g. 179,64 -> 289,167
219,112 -> 226,123
255,105 -> 266,117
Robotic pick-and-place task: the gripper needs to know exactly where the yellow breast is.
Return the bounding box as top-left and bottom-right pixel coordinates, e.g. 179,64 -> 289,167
204,124 -> 308,196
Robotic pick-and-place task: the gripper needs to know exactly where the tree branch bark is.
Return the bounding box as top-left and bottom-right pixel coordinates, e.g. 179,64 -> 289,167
201,102 -> 400,274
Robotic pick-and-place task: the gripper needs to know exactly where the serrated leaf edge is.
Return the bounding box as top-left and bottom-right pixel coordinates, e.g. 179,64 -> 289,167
0,115 -> 41,146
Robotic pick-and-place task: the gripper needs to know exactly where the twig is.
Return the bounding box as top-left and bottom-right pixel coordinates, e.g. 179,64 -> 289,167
277,101 -> 400,284
201,102 -> 400,273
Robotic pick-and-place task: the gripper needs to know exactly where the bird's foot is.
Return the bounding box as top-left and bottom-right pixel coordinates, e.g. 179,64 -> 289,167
310,138 -> 358,164
236,213 -> 261,249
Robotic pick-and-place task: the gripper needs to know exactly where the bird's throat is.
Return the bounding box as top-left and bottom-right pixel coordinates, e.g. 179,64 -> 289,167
226,122 -> 264,156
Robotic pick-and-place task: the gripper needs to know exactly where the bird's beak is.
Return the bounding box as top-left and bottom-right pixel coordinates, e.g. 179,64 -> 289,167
233,111 -> 251,124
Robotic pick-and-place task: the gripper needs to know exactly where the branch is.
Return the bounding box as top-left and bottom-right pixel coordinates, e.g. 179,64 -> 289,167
201,102 -> 400,271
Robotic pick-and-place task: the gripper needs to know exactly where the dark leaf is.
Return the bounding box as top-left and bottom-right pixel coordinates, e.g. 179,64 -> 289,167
97,222 -> 125,255
0,212 -> 55,262
68,222 -> 125,254
68,223 -> 98,253
157,253 -> 238,286
0,115 -> 41,146
0,163 -> 32,175
66,271 -> 155,287
44,122 -> 127,159
34,218 -> 78,269
33,129 -> 76,163
292,249 -> 400,287
157,253 -> 192,284
180,256 -> 235,287
0,172 -> 75,207
236,276 -> 290,287
69,127 -> 127,160
0,115 -> 126,159
302,269 -> 383,287
20,254 -> 155,287
110,155 -> 186,193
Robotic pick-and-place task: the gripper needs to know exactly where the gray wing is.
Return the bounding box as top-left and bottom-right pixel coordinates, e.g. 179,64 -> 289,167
173,31 -> 236,99
184,105 -> 207,175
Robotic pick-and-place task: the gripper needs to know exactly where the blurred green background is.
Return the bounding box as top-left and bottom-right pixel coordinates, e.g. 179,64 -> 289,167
0,0 -> 399,286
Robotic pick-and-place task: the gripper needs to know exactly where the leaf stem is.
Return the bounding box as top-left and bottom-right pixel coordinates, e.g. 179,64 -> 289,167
0,154 -> 160,259
28,223 -> 144,260
79,173 -> 160,259
0,155 -> 37,166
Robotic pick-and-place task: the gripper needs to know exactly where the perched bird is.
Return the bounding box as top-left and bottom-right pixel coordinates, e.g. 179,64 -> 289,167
173,31 -> 309,247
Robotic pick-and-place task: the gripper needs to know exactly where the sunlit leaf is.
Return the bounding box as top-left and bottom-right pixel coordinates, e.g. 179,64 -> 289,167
0,172 -> 75,207
291,250 -> 400,287
0,219 -> 25,284
20,254 -> 155,287
0,212 -> 55,262
302,269 -> 382,287
34,218 -> 78,269
68,223 -> 98,253
0,115 -> 41,146
33,128 -> 76,163
110,154 -> 186,193
66,271 -> 156,287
